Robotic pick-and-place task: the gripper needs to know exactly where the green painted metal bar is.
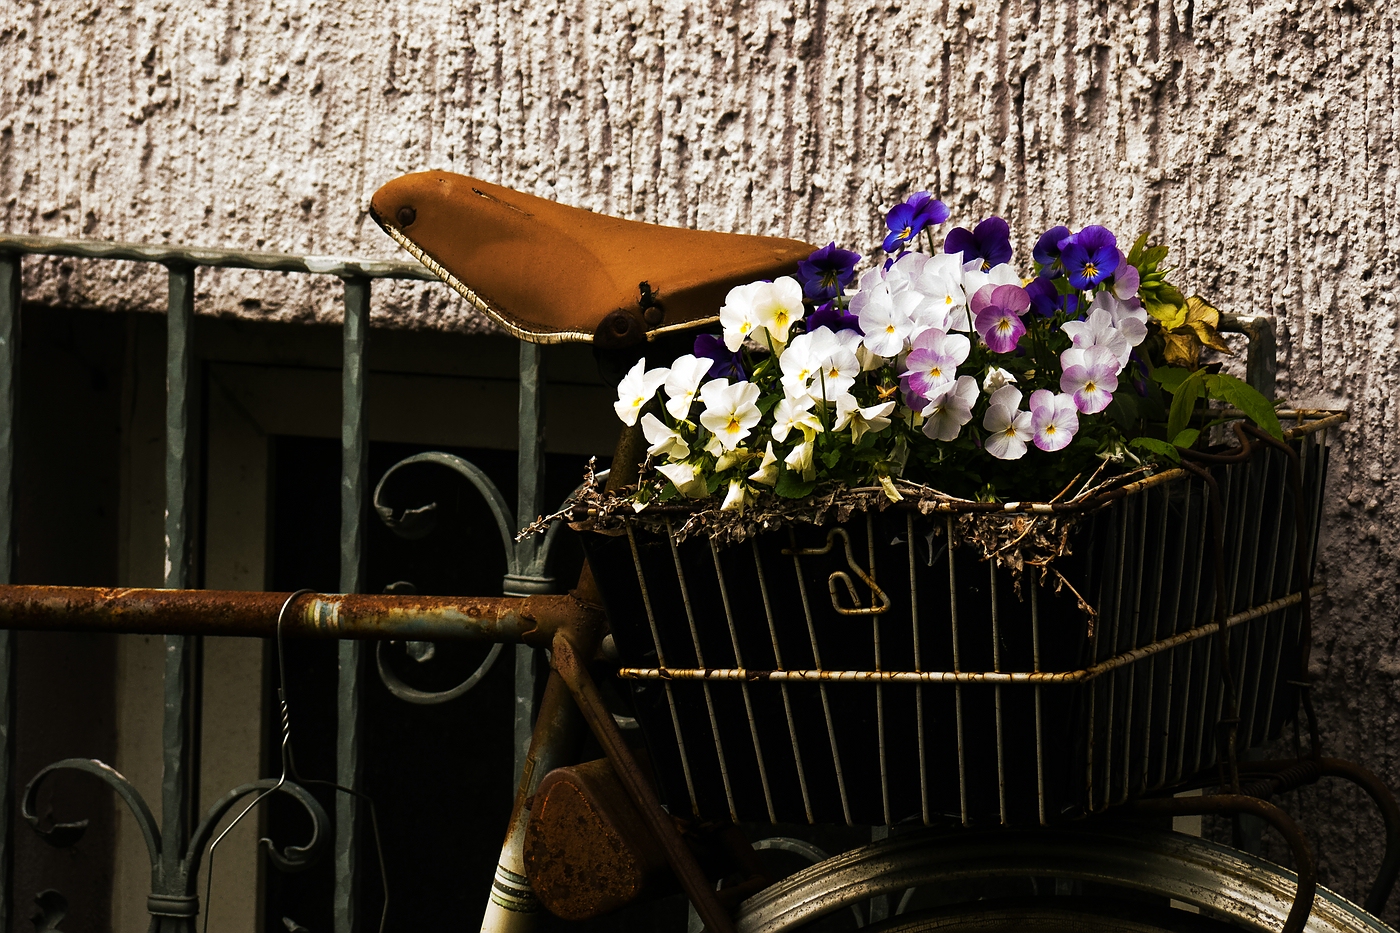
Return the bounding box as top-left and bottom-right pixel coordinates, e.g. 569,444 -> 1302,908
161,263 -> 201,926
0,253 -> 19,933
0,233 -> 435,281
510,342 -> 548,780
337,277 -> 370,933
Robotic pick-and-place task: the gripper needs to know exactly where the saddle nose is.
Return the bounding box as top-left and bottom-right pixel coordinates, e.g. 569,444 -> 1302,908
370,171 -> 816,346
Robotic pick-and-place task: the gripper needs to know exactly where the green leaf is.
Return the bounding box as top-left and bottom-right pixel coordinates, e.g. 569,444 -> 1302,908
1106,390 -> 1139,431
819,449 -> 842,469
775,470 -> 817,499
1206,373 -> 1284,440
1150,366 -> 1192,394
1166,369 -> 1205,443
1127,232 -> 1150,267
1129,437 -> 1182,464
1171,428 -> 1200,449
659,481 -> 679,501
757,392 -> 782,414
705,472 -> 725,495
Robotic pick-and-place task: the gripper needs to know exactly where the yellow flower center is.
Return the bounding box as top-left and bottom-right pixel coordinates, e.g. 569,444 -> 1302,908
1083,262 -> 1099,279
1085,380 -> 1097,392
727,417 -> 741,432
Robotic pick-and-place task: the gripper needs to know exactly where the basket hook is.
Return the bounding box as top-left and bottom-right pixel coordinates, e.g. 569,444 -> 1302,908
784,527 -> 891,616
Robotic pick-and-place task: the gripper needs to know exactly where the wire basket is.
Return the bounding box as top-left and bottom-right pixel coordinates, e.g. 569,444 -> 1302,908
586,413 -> 1340,827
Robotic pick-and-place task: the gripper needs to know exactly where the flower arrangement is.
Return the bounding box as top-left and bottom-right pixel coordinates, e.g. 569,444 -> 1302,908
612,191 -> 1282,513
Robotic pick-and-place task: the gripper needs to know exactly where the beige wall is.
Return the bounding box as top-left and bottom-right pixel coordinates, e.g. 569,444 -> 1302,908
7,0 -> 1400,919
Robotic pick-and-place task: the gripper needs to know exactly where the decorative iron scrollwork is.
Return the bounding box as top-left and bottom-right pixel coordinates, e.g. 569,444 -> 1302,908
371,453 -> 600,703
23,758 -> 327,932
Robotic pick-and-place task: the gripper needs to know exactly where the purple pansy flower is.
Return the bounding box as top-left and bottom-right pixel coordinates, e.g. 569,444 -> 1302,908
1110,250 -> 1140,299
882,191 -> 950,253
797,242 -> 862,301
1059,345 -> 1120,414
970,283 -> 1031,353
807,300 -> 863,334
944,217 -> 1013,271
1029,389 -> 1080,452
1025,276 -> 1073,318
1033,225 -> 1072,278
1058,225 -> 1120,290
693,333 -> 746,380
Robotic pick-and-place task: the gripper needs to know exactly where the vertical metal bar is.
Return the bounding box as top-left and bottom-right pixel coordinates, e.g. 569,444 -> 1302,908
511,342 -> 547,782
946,516 -> 968,826
989,562 -> 1006,824
1031,583 -> 1046,825
908,515 -> 929,825
161,264 -> 201,891
753,541 -> 813,822
869,514 -> 890,828
0,253 -> 17,932
666,522 -> 736,821
789,532 -> 851,825
336,276 -> 370,933
711,540 -> 775,823
625,522 -> 698,813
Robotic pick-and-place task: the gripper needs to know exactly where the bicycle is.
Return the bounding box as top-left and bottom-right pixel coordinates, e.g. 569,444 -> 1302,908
7,169 -> 1394,933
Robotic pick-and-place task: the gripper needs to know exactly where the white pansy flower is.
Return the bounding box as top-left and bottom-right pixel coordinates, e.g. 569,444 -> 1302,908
655,461 -> 708,498
1061,308 -> 1131,366
663,354 -> 714,421
719,282 -> 765,351
784,433 -> 817,481
983,366 -> 1017,394
1090,291 -> 1149,349
752,277 -> 805,345
855,287 -> 915,357
698,378 -> 762,451
641,412 -> 689,460
921,375 -> 979,441
613,357 -> 668,426
779,331 -> 823,398
982,385 -> 1033,460
771,394 -> 823,443
834,396 -> 896,443
749,442 -> 780,486
721,478 -> 750,512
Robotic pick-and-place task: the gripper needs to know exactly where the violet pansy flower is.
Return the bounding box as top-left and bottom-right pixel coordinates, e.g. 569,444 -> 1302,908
807,300 -> 863,334
1025,276 -> 1072,318
1058,225 -> 1120,290
1029,389 -> 1080,452
1033,225 -> 1072,278
693,333 -> 745,381
944,217 -> 1013,271
901,327 -> 971,409
1059,345 -> 1120,414
970,283 -> 1031,353
797,243 -> 862,301
882,192 -> 950,253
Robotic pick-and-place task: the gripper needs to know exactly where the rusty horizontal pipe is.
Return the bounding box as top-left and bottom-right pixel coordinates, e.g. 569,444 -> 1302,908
618,585 -> 1325,685
0,585 -> 601,648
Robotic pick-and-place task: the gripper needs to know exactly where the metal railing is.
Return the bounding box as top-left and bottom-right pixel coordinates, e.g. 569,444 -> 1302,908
0,232 -> 563,931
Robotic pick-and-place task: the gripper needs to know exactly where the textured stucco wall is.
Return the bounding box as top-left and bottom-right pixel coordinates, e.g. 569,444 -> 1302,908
6,0 -> 1400,920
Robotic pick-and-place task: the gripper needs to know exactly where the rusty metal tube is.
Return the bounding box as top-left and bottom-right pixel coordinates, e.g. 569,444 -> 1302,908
0,585 -> 599,648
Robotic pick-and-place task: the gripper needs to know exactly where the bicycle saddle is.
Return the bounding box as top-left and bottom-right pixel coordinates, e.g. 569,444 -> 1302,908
370,171 -> 816,346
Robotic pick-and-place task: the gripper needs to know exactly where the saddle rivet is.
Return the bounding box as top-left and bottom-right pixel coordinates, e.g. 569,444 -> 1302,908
643,304 -> 664,326
396,205 -> 417,228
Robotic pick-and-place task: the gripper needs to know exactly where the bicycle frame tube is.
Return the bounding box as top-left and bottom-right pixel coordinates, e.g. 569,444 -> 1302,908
0,586 -> 599,647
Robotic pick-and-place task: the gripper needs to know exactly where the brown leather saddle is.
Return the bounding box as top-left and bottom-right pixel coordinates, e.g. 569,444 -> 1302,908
370,172 -> 816,346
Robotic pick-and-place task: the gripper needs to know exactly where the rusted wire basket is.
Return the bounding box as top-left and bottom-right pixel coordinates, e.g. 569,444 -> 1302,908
585,412 -> 1342,828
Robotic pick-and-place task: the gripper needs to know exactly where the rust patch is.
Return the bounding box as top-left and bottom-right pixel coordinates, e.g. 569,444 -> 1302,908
523,759 -> 669,921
